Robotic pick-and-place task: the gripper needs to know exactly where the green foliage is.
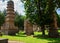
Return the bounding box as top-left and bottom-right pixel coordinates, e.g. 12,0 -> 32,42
15,12 -> 26,30
0,11 -> 5,26
22,0 -> 51,26
57,14 -> 60,27
22,0 -> 60,26
3,9 -> 6,16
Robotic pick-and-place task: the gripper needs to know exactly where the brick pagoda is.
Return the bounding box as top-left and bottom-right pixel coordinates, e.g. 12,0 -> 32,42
1,0 -> 18,35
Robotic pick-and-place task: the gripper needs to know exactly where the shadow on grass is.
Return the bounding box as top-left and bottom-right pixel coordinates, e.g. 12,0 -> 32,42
16,35 -> 27,37
33,34 -> 60,43
8,32 -> 27,37
48,41 -> 60,43
15,32 -> 27,37
48,40 -> 60,43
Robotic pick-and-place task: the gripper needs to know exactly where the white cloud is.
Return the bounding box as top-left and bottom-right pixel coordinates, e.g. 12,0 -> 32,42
14,0 -> 25,15
0,0 -> 25,15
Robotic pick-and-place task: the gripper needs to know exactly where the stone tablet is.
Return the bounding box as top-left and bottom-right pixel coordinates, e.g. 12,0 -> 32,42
0,39 -> 8,43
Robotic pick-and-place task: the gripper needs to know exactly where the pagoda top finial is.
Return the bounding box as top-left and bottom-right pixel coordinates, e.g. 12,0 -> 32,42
9,0 -> 13,1
7,0 -> 14,4
8,0 -> 13,1
10,0 -> 12,1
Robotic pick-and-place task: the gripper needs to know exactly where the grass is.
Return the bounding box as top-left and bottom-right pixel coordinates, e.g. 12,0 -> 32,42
0,30 -> 60,43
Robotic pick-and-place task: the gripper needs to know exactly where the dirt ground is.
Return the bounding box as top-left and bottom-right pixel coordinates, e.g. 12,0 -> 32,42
8,41 -> 24,43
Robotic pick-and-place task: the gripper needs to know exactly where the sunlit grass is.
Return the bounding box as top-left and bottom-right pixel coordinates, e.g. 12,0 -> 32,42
0,30 -> 60,43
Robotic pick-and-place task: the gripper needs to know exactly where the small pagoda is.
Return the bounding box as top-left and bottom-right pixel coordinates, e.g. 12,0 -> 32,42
1,0 -> 18,35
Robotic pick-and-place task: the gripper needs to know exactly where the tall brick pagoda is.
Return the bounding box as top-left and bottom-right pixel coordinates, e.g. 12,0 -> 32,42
1,0 -> 18,35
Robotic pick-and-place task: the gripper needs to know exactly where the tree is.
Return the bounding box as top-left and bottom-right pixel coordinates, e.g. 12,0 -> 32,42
0,11 -> 5,30
47,0 -> 59,38
22,0 -> 48,36
56,0 -> 60,27
36,0 -> 48,36
3,9 -> 6,16
57,15 -> 60,27
22,0 -> 36,35
15,13 -> 25,30
22,0 -> 60,37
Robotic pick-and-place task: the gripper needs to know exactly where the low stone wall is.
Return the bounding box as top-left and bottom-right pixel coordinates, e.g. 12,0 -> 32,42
0,39 -> 8,43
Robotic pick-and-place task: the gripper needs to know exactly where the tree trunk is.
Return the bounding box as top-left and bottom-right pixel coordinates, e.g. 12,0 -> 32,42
41,25 -> 45,36
0,26 -> 1,31
48,12 -> 59,38
0,26 -> 2,36
0,26 -> 1,33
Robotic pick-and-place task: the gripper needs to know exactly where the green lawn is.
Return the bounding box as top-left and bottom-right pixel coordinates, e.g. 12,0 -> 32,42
0,31 -> 60,43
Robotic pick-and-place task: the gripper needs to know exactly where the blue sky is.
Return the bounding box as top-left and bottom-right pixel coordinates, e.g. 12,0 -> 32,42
0,0 -> 25,15
56,8 -> 60,15
0,0 -> 60,15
